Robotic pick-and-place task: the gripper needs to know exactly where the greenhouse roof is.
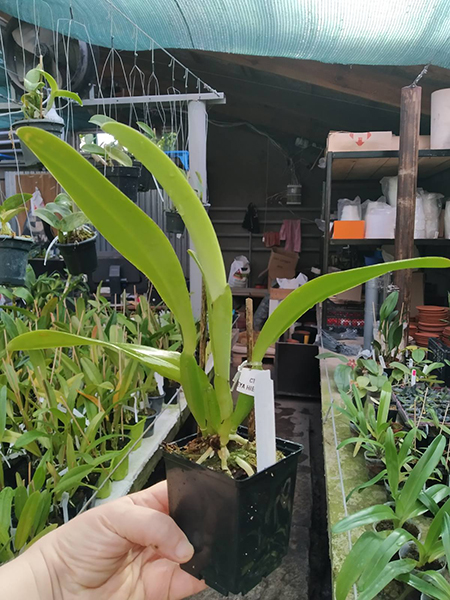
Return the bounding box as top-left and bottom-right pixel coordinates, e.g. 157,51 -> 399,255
3,0 -> 450,68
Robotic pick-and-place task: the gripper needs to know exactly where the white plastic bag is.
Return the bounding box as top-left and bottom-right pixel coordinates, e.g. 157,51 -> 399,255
338,196 -> 361,220
420,190 -> 443,239
365,203 -> 395,238
414,192 -> 426,238
276,273 -> 308,289
228,255 -> 250,287
380,176 -> 398,208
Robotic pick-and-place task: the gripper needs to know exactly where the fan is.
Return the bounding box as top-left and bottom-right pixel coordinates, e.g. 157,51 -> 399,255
4,18 -> 99,97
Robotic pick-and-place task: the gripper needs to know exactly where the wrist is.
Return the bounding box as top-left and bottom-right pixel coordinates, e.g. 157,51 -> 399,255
0,546 -> 55,600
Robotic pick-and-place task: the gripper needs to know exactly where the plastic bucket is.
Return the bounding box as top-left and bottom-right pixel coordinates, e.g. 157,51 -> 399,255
0,236 -> 33,286
57,234 -> 98,275
12,119 -> 64,166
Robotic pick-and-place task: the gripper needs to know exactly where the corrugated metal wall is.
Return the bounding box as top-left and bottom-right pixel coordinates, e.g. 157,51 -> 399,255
96,188 -> 189,275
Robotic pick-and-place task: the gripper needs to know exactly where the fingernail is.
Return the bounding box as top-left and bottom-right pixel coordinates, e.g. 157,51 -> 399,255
175,538 -> 194,561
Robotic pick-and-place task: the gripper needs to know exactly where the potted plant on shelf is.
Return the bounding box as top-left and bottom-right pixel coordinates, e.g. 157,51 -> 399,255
0,193 -> 33,286
34,193 -> 97,275
9,120 -> 450,595
81,119 -> 140,202
11,64 -> 82,167
373,290 -> 405,372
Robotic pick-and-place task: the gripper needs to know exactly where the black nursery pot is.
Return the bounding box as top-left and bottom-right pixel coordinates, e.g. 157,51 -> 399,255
163,431 -> 303,596
98,166 -> 140,202
0,236 -> 33,286
165,211 -> 186,234
57,234 -> 98,275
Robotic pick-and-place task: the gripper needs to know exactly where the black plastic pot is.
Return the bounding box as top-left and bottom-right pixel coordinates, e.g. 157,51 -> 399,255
165,211 -> 185,234
364,451 -> 385,481
12,119 -> 64,166
163,431 -> 303,595
0,236 -> 33,286
57,234 -> 97,275
164,380 -> 180,404
148,393 -> 165,416
142,414 -> 156,438
97,166 -> 140,202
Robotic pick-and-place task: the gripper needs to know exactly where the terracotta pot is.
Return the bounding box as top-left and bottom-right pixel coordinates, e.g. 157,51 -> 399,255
418,323 -> 447,332
417,305 -> 448,313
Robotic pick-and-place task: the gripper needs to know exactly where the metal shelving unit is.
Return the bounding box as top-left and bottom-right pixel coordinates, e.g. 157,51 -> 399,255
321,149 -> 450,329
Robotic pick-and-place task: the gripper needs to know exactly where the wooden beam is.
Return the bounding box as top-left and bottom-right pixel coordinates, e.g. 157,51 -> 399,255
200,52 -> 441,114
394,85 -> 422,340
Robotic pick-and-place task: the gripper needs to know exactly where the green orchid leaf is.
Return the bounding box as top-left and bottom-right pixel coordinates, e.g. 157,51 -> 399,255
16,126 -> 197,354
232,257 -> 450,430
332,504 -> 396,535
0,193 -> 32,213
14,491 -> 41,550
397,435 -> 446,522
89,115 -> 116,127
7,330 -> 181,381
106,145 -> 133,167
34,207 -> 61,230
58,212 -> 91,233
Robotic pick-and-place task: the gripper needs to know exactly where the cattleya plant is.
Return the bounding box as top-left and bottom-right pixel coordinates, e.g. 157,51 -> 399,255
8,118 -> 450,475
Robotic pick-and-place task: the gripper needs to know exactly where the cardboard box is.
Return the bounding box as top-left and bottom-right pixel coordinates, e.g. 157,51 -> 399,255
268,248 -> 298,281
333,220 -> 365,239
269,288 -> 293,301
327,131 -> 430,153
410,272 -> 424,318
331,285 -> 363,304
327,131 -> 393,152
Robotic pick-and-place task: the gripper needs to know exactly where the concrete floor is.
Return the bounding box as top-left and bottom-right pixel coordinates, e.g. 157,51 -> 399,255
189,397 -> 331,600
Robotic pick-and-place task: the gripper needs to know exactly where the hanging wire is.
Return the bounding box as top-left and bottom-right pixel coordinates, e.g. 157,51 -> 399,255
0,22 -> 32,235
99,0 -> 220,97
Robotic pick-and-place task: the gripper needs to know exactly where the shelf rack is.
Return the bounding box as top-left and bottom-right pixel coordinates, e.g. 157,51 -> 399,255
321,148 -> 450,329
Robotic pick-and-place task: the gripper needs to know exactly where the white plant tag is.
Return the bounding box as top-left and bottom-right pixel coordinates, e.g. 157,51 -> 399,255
237,367 -> 257,396
254,370 -> 277,472
155,373 -> 164,395
411,369 -> 417,386
205,353 -> 214,374
379,356 -> 386,370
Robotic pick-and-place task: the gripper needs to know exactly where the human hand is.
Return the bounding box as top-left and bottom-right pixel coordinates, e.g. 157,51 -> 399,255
2,481 -> 206,600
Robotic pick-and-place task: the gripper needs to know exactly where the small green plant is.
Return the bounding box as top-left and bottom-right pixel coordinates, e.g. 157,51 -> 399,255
80,133 -> 133,167
0,194 -> 32,236
34,193 -> 93,244
373,290 -> 405,367
10,119 -> 450,474
333,434 -> 446,535
21,64 -> 82,120
137,122 -> 178,152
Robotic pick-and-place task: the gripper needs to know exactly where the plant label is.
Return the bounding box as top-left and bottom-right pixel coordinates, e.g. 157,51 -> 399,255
155,372 -> 165,395
411,369 -> 417,386
205,353 -> 214,374
254,370 -> 277,472
237,367 -> 257,396
379,356 -> 386,370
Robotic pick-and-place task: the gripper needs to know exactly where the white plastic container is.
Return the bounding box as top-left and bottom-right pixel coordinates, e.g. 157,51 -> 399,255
445,201 -> 450,239
431,89 -> 450,149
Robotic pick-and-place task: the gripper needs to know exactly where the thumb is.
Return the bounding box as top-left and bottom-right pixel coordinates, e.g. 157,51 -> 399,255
106,500 -> 194,563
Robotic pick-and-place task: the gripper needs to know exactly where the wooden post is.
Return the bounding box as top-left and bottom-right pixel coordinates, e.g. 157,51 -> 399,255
394,85 -> 422,342
246,298 -> 256,441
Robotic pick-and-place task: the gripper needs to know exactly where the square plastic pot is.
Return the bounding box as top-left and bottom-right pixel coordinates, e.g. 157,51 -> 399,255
165,211 -> 185,234
0,236 -> 33,286
162,431 -> 303,595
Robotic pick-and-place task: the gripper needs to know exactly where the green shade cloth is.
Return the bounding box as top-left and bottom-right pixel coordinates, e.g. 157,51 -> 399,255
2,0 -> 450,67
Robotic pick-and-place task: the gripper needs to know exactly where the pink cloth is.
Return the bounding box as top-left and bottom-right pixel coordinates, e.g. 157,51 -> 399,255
280,219 -> 301,253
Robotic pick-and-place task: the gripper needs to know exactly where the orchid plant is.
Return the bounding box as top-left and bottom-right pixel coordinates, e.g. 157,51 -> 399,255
7,118 -> 450,475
